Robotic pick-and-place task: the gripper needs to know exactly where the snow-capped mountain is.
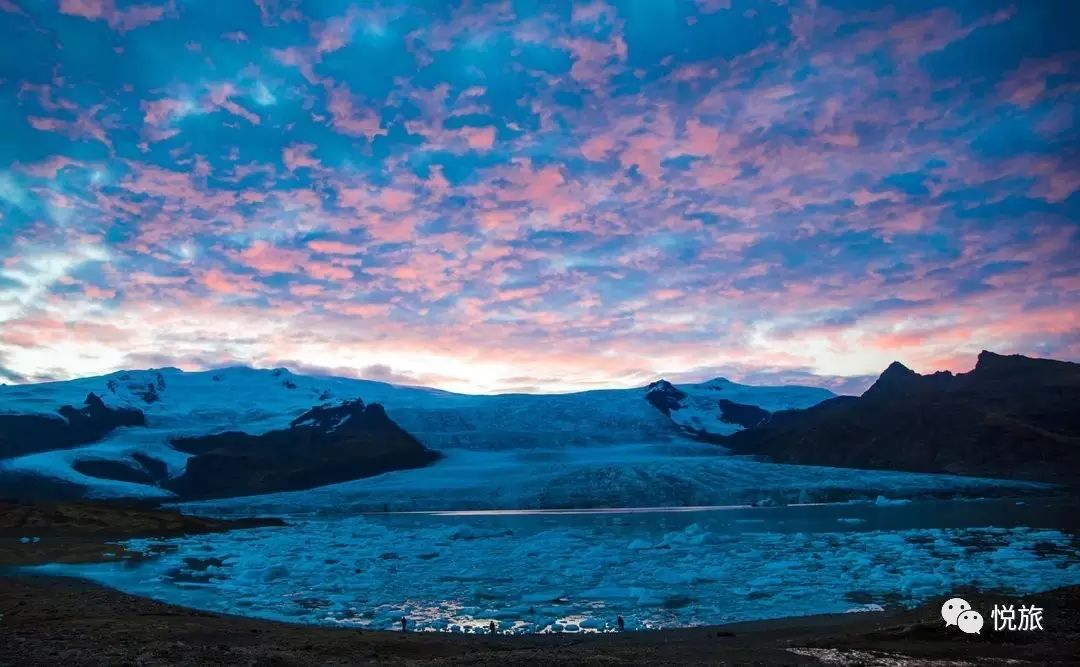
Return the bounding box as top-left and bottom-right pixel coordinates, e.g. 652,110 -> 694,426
0,365 -> 1042,508
644,379 -> 833,437
0,366 -> 828,500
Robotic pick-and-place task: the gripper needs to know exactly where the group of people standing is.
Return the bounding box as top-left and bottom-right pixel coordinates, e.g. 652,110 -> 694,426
399,615 -> 626,633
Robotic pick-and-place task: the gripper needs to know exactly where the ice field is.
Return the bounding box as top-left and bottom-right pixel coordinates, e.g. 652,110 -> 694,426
0,367 -> 832,500
182,442 -> 1049,515
33,497 -> 1080,633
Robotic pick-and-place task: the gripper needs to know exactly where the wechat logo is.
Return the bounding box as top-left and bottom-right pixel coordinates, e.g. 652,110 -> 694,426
941,597 -> 983,634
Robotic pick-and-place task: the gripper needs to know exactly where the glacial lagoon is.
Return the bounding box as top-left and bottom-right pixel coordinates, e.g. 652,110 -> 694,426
32,496 -> 1080,634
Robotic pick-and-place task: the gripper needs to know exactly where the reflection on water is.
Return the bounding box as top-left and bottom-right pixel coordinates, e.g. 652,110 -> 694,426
31,496 -> 1080,634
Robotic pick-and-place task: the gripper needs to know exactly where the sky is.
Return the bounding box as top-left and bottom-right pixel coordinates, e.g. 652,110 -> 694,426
0,0 -> 1078,395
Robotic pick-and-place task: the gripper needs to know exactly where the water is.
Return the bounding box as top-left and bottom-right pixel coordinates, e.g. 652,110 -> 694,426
32,496 -> 1080,634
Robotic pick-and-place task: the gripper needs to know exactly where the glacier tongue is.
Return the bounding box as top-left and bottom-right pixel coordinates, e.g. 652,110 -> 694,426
183,444 -> 1047,516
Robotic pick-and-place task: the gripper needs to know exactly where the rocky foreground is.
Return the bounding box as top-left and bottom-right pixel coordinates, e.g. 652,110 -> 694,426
1,575 -> 1077,666
0,501 -> 283,566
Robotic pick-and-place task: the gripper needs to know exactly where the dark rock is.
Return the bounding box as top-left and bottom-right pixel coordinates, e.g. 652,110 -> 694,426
135,383 -> 160,404
0,393 -> 146,460
72,460 -> 156,485
716,399 -> 770,429
131,453 -> 169,482
0,471 -> 89,501
724,351 -> 1080,484
644,380 -> 687,416
166,399 -> 441,499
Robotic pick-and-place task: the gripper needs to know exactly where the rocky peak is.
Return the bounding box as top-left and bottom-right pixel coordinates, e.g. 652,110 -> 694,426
975,349 -> 1005,368
644,380 -> 687,416
83,392 -> 107,412
862,361 -> 923,398
290,398 -> 367,432
970,350 -> 1045,378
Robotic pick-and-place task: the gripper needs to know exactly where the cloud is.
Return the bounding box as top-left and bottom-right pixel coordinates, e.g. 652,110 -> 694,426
59,0 -> 173,32
0,0 -> 1076,392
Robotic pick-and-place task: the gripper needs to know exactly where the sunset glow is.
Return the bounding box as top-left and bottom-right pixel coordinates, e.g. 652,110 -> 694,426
1,0 -> 1077,393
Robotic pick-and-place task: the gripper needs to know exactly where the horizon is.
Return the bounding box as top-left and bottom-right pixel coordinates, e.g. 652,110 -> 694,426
0,347 -> 1055,396
2,1 -> 1078,394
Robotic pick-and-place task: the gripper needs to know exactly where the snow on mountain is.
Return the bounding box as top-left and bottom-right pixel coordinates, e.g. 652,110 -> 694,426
0,366 -> 1042,506
644,378 -> 833,437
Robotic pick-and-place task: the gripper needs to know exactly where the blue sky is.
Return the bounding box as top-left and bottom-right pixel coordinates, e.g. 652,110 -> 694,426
0,0 -> 1077,393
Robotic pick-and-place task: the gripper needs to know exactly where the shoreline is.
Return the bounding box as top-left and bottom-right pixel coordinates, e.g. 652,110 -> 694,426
2,572 -> 1078,665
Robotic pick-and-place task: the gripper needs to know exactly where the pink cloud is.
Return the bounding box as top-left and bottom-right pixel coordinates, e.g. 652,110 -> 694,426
325,83 -> 386,140
309,240 -> 365,255
289,283 -> 324,297
282,143 -> 320,172
270,46 -> 319,84
235,241 -> 309,274
461,126 -> 497,151
581,134 -> 616,161
312,9 -> 357,54
307,262 -> 354,281
59,0 -> 172,32
27,104 -> 114,150
682,119 -> 729,156
378,188 -> 414,212
619,132 -> 666,182
201,268 -> 259,295
340,303 -> 391,317
205,83 -> 261,125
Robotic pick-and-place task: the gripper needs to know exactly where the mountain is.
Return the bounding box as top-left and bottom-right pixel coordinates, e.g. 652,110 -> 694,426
0,393 -> 145,459
0,366 -> 835,503
644,378 -> 833,438
723,351 -> 1080,484
165,399 -> 440,499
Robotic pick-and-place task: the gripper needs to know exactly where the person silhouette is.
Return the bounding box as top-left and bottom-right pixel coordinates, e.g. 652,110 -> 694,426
617,615 -> 625,631
489,620 -> 497,635
400,616 -> 407,632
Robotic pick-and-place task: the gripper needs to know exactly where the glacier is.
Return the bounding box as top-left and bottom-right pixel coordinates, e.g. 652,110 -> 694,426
0,366 -> 1049,506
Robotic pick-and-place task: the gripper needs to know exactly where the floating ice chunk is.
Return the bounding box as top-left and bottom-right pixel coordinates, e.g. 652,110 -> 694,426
899,573 -> 946,597
449,526 -> 512,540
522,590 -> 565,603
845,604 -> 885,613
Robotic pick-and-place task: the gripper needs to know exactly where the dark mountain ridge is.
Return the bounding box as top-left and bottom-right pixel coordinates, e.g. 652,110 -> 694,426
723,351 -> 1080,484
0,393 -> 146,460
165,398 -> 441,499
